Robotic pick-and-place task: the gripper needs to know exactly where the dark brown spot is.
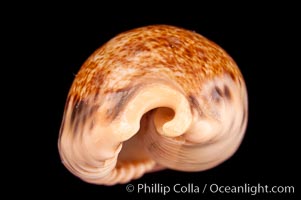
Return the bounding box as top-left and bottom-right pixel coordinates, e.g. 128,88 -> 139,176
71,101 -> 86,134
229,72 -> 236,81
224,85 -> 231,99
239,79 -> 242,86
89,120 -> 94,130
188,95 -> 202,116
93,92 -> 99,101
69,100 -> 98,135
107,86 -> 139,120
215,86 -> 223,97
89,105 -> 99,116
70,99 -> 79,124
212,87 -> 222,103
73,118 -> 80,134
75,101 -> 85,114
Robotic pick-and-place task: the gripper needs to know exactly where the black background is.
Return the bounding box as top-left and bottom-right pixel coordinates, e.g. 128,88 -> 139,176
13,4 -> 298,199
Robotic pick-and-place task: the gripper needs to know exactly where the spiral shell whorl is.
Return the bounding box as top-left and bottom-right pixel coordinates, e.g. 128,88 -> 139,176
58,25 -> 248,185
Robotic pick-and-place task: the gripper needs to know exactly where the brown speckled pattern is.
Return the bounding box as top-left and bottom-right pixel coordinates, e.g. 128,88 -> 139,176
70,25 -> 241,100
